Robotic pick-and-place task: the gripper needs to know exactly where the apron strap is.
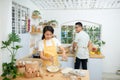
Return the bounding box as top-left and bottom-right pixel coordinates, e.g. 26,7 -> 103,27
43,38 -> 55,48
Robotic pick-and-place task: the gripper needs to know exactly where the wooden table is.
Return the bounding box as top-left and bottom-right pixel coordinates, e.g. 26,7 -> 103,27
0,68 -> 89,80
0,57 -> 90,80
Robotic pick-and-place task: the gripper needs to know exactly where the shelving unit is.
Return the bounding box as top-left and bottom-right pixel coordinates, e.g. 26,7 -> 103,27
30,11 -> 42,54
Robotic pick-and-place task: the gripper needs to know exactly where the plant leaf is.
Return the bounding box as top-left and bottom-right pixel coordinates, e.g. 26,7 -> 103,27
11,47 -> 16,49
15,45 -> 22,49
8,33 -> 21,43
1,41 -> 11,47
1,46 -> 7,49
3,77 -> 11,80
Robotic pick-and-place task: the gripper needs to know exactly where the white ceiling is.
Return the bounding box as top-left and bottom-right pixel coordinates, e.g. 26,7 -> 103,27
31,0 -> 120,10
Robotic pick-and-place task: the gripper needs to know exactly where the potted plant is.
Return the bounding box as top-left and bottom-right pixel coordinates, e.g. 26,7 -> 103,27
1,32 -> 22,80
91,39 -> 105,55
84,26 -> 106,55
32,10 -> 41,19
48,20 -> 58,28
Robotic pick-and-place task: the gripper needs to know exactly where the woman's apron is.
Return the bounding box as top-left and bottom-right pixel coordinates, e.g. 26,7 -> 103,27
43,39 -> 59,66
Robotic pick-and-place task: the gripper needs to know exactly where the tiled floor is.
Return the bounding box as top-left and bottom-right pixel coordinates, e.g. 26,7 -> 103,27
102,73 -> 120,80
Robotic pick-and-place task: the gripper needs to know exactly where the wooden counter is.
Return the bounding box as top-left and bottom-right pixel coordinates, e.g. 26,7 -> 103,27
89,54 -> 105,59
0,68 -> 89,80
58,53 -> 105,59
0,58 -> 89,80
21,51 -> 105,59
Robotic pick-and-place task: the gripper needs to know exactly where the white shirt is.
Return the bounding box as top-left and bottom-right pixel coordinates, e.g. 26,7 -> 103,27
74,30 -> 90,59
38,38 -> 61,52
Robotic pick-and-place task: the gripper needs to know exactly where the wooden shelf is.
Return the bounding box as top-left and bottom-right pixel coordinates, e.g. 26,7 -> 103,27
58,52 -> 105,59
32,15 -> 41,19
89,54 -> 105,59
30,32 -> 41,35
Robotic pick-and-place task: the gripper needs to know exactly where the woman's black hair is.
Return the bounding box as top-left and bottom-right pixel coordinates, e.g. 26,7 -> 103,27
42,26 -> 54,40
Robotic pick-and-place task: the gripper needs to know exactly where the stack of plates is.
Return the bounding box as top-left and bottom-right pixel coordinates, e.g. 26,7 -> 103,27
61,68 -> 86,77
69,69 -> 86,77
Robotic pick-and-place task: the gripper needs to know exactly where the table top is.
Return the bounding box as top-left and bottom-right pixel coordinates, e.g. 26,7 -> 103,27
0,68 -> 89,80
0,56 -> 90,80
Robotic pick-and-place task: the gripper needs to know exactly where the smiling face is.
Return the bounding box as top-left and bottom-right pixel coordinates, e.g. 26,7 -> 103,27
42,26 -> 54,40
44,31 -> 53,40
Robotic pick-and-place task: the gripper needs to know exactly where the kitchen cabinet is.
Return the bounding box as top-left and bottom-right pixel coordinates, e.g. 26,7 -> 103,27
59,54 -> 104,80
88,58 -> 103,80
58,56 -> 74,68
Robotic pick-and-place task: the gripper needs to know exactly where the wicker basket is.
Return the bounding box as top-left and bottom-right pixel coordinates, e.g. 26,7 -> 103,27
17,66 -> 25,74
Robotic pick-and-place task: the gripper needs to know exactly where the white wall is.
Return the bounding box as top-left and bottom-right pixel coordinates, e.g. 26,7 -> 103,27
0,0 -> 12,74
0,0 -> 40,74
40,9 -> 120,73
0,2 -> 2,75
12,0 -> 41,59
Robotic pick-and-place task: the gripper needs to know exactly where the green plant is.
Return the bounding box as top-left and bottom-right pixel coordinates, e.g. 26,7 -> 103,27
41,20 -> 58,28
32,10 -> 40,16
84,26 -> 106,49
48,20 -> 58,27
48,20 -> 58,23
1,32 -> 22,80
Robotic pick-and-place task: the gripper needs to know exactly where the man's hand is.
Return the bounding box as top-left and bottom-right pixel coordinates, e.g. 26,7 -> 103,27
72,42 -> 77,52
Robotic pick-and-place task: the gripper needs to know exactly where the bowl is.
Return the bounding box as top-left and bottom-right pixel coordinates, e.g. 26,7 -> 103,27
47,65 -> 60,72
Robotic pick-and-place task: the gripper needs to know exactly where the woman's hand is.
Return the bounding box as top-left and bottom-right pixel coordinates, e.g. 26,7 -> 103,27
62,52 -> 67,61
48,56 -> 54,62
59,46 -> 68,61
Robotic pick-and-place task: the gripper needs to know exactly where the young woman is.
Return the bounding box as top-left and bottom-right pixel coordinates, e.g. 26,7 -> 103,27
39,26 -> 67,66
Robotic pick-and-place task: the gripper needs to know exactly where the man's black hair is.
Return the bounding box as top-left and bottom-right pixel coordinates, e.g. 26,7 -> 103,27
75,22 -> 83,27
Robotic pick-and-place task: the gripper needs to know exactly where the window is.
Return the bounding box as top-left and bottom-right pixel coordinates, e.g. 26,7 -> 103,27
84,25 -> 101,46
61,23 -> 101,45
61,25 -> 74,44
12,2 -> 30,34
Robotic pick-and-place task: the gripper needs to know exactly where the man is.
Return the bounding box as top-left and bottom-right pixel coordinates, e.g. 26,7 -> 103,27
73,22 -> 90,70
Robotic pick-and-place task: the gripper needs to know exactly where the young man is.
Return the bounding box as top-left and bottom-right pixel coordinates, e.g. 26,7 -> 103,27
73,22 -> 90,70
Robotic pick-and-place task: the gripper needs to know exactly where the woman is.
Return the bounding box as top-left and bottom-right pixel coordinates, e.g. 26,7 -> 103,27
39,26 -> 67,66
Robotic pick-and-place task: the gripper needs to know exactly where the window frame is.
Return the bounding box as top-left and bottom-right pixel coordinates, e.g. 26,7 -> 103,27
12,2 -> 30,34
